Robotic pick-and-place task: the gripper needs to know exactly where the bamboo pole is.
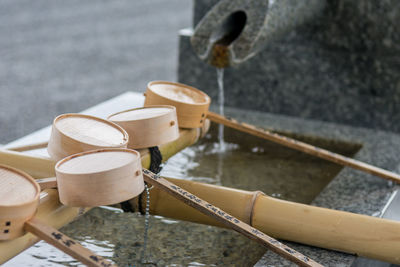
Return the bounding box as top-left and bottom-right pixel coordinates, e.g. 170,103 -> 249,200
252,193 -> 400,264
0,149 -> 56,179
142,170 -> 322,267
37,177 -> 57,190
131,177 -> 400,265
0,128 -> 200,264
207,111 -> 400,183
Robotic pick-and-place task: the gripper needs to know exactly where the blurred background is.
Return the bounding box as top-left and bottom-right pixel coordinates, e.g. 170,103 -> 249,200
0,0 -> 192,144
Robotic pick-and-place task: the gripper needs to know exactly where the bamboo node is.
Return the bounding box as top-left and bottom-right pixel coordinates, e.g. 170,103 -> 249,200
249,191 -> 265,227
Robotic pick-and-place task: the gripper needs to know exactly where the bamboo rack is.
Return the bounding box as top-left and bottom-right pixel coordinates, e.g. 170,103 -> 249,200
0,128 -> 201,264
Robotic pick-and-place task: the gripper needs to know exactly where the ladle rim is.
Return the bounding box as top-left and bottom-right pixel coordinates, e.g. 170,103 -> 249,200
55,148 -> 141,176
107,105 -> 176,123
0,164 -> 40,208
147,80 -> 211,106
52,113 -> 129,147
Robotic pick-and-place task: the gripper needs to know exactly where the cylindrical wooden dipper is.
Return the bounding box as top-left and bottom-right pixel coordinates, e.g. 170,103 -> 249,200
144,81 -> 211,128
108,105 -> 179,149
55,148 -> 144,207
0,164 -> 40,240
47,114 -> 129,161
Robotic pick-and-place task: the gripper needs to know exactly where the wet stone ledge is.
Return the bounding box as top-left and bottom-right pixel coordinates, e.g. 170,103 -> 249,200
217,106 -> 400,266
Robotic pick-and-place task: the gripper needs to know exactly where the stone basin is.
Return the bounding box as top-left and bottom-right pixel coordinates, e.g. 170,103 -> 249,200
227,106 -> 400,266
4,96 -> 400,266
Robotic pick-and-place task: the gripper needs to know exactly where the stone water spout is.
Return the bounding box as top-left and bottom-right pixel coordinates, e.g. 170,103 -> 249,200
191,0 -> 325,68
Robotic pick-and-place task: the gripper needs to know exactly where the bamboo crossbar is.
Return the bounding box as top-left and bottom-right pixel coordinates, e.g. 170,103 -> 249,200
207,111 -> 400,183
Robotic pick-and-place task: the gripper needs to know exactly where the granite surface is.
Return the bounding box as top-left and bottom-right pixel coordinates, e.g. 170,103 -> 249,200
181,2 -> 400,263
216,105 -> 400,266
179,0 -> 400,133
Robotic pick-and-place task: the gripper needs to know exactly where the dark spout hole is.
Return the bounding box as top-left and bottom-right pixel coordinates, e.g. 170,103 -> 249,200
210,10 -> 247,46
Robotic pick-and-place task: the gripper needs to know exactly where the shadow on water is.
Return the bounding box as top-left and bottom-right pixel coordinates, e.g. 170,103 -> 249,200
7,124 -> 361,266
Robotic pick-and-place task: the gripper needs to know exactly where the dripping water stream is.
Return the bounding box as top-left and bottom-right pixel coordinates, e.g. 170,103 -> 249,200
217,68 -> 226,152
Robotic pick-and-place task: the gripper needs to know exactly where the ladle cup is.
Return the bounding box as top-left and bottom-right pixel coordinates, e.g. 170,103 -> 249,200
47,114 -> 129,161
108,105 -> 179,149
144,81 -> 211,128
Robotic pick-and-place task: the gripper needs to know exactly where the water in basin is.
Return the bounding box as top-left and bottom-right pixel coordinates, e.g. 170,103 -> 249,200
5,124 -> 360,266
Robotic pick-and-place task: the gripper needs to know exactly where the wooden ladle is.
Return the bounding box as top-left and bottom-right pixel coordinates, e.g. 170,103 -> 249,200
0,164 -> 116,267
144,81 -> 211,128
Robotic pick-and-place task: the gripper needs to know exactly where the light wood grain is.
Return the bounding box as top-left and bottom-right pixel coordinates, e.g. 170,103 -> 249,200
108,105 -> 179,149
47,114 -> 129,161
253,193 -> 400,265
0,149 -> 56,179
36,177 -> 57,190
207,111 -> 400,184
7,141 -> 49,152
0,167 -> 38,205
0,165 -> 40,240
109,106 -> 171,121
56,116 -> 124,146
144,81 -> 211,128
150,83 -> 206,103
55,148 -> 144,207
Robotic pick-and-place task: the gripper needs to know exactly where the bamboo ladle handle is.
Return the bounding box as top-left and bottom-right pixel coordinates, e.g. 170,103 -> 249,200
25,217 -> 116,267
141,169 -> 323,267
207,111 -> 400,183
33,178 -> 115,266
37,177 -> 57,190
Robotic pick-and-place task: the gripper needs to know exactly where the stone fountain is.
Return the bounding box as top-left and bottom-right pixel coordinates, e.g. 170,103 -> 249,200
179,0 -> 400,133
177,0 -> 400,266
